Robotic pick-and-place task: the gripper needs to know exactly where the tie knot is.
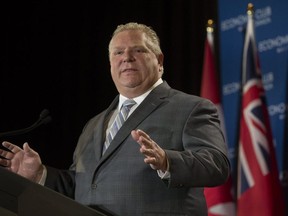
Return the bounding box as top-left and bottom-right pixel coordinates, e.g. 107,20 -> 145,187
122,99 -> 136,110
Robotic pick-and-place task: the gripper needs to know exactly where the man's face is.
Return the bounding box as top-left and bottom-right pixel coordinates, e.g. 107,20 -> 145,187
109,30 -> 163,98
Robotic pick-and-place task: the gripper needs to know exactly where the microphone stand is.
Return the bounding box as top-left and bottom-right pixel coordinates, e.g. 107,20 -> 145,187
0,109 -> 52,138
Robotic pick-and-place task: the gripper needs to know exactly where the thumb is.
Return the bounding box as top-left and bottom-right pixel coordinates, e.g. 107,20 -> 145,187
23,142 -> 35,156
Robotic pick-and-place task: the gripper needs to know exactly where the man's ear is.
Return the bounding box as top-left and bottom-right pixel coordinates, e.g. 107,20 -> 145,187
158,54 -> 164,71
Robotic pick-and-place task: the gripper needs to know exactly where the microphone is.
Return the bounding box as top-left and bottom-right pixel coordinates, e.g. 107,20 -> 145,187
0,109 -> 52,138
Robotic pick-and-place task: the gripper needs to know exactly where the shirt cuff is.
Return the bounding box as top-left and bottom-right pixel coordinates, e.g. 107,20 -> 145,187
157,169 -> 171,179
38,165 -> 47,185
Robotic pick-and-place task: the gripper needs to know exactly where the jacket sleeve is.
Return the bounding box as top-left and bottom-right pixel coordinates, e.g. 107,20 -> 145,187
166,98 -> 230,188
45,166 -> 76,199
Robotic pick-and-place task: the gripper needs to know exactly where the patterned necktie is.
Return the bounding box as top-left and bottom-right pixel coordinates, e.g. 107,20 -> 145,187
102,99 -> 136,154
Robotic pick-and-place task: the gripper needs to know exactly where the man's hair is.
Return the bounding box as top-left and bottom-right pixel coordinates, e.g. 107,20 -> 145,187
108,22 -> 163,57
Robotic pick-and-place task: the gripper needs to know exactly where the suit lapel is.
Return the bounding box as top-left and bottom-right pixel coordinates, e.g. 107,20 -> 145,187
93,97 -> 119,161
97,81 -> 171,165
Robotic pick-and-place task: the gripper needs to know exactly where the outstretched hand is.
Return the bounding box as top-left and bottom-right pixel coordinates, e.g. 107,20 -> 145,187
131,129 -> 168,172
0,141 -> 44,182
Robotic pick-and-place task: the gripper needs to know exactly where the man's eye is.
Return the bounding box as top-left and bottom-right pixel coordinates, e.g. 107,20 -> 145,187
114,51 -> 123,55
135,49 -> 145,53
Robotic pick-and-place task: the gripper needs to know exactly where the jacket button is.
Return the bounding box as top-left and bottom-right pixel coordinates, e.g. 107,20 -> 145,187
91,184 -> 97,189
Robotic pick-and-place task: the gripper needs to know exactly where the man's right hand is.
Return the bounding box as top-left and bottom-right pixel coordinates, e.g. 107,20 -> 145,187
0,141 -> 44,183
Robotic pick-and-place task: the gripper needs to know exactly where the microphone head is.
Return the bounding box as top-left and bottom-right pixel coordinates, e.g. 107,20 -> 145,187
39,109 -> 50,119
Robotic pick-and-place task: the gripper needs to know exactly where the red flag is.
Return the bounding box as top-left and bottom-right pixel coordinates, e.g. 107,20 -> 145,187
236,4 -> 285,216
201,20 -> 236,216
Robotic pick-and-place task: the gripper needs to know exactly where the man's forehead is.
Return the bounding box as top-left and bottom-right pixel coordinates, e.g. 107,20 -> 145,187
111,33 -> 148,47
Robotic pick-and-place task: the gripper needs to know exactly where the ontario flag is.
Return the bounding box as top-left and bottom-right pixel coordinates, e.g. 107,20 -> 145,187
236,4 -> 285,216
201,19 -> 236,216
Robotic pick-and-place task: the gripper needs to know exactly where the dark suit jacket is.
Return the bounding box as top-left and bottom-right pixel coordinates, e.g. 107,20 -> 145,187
45,81 -> 230,216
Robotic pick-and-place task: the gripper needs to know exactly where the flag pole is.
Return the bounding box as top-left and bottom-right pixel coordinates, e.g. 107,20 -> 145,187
237,1 -> 255,204
247,3 -> 254,15
206,19 -> 214,50
236,2 -> 252,212
242,3 -> 255,86
206,19 -> 214,33
235,5 -> 255,194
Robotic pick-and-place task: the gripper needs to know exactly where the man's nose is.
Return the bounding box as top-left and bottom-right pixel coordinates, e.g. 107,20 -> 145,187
123,51 -> 135,62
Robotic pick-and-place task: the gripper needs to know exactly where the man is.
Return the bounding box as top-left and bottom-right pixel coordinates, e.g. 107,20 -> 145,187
0,22 -> 230,216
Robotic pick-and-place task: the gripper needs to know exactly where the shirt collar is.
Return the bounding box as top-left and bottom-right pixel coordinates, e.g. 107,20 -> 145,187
118,78 -> 163,110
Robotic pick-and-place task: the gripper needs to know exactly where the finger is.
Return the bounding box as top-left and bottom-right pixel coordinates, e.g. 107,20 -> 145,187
140,147 -> 155,157
0,158 -> 10,167
137,132 -> 154,149
136,129 -> 151,141
132,129 -> 151,147
144,157 -> 159,170
2,141 -> 22,154
0,148 -> 14,160
131,130 -> 140,141
144,156 -> 157,165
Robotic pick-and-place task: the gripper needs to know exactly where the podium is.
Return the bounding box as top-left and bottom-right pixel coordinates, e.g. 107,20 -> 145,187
0,168 -> 110,216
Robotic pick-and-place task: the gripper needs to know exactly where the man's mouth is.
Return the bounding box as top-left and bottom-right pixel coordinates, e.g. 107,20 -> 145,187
122,68 -> 137,73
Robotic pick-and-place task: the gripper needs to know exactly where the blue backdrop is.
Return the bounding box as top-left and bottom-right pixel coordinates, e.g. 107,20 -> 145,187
218,0 -> 288,210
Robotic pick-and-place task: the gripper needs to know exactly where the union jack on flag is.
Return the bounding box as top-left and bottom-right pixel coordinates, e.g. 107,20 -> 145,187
236,4 -> 284,216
